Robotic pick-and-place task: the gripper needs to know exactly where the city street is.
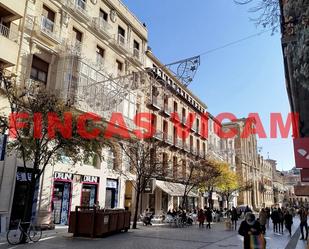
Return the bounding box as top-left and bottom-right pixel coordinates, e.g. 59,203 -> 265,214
0,221 -> 307,249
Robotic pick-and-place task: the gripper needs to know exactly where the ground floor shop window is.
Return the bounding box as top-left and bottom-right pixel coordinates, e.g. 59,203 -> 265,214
105,179 -> 118,208
81,184 -> 97,207
52,182 -> 71,225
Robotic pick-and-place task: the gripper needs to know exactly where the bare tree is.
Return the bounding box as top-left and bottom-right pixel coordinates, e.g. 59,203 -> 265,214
178,159 -> 221,210
119,139 -> 165,229
0,71 -> 105,230
234,0 -> 280,32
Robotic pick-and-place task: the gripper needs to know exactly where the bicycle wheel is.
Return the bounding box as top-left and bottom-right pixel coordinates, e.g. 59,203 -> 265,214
7,228 -> 22,245
28,225 -> 42,242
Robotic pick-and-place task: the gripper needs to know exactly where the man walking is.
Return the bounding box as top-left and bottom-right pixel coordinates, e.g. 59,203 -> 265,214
231,207 -> 238,230
271,208 -> 280,233
299,207 -> 308,240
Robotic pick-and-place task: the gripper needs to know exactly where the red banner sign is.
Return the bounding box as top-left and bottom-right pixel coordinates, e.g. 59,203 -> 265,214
301,169 -> 309,182
294,138 -> 309,169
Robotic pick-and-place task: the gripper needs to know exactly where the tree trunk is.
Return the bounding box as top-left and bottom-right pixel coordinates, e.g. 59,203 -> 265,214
20,172 -> 36,243
132,189 -> 141,229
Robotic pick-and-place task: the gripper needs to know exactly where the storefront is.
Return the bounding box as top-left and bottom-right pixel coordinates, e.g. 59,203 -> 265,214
10,168 -> 34,224
81,175 -> 99,207
105,179 -> 118,208
52,172 -> 72,225
155,180 -> 198,212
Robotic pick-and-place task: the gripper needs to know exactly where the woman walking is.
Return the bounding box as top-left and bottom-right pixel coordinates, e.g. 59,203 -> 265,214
198,208 -> 205,228
239,213 -> 265,249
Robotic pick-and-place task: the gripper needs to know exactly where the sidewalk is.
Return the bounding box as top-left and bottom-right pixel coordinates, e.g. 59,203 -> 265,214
0,226 -> 68,244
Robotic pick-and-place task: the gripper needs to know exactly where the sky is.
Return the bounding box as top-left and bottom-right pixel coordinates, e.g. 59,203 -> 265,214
122,0 -> 294,171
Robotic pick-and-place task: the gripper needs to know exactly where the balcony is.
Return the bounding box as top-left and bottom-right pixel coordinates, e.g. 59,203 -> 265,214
183,143 -> 190,153
153,130 -> 163,141
92,17 -> 112,39
173,138 -> 182,149
163,132 -> 173,145
95,56 -> 105,70
0,0 -> 26,20
63,0 -> 90,21
148,96 -> 161,110
160,104 -> 172,117
0,23 -> 19,67
37,16 -> 61,44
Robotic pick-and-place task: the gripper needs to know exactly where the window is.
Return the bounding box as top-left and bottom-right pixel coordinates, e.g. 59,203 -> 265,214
190,136 -> 193,151
99,9 -> 108,21
197,139 -> 200,154
162,153 -> 168,176
73,27 -> 82,42
118,26 -> 125,37
133,40 -> 140,58
96,46 -> 104,65
173,156 -> 178,178
133,40 -> 140,50
118,26 -> 125,45
182,160 -> 186,178
116,60 -> 123,73
106,147 -> 115,170
76,0 -> 86,10
174,101 -> 178,113
30,56 -> 49,84
163,120 -> 168,140
42,5 -> 55,32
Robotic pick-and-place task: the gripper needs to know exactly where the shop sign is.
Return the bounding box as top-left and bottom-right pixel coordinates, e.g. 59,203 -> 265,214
82,175 -> 99,183
144,179 -> 153,193
300,169 -> 309,182
54,172 -> 73,181
294,138 -> 309,169
106,179 -> 117,189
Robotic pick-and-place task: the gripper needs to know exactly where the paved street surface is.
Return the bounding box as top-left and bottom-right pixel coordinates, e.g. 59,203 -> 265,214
0,221 -> 307,249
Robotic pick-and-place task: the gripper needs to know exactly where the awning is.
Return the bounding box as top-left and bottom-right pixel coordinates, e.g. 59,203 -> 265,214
155,180 -> 198,198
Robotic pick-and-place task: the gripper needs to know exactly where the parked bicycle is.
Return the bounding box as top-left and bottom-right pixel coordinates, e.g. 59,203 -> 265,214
7,220 -> 42,245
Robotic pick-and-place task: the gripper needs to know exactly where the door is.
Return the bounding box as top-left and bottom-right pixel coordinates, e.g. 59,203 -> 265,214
53,182 -> 71,225
105,188 -> 116,208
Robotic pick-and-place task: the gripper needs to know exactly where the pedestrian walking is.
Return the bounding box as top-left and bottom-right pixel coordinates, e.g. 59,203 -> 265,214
231,207 -> 238,230
278,208 -> 284,234
265,207 -> 271,229
284,209 -> 293,236
259,208 -> 267,234
271,208 -> 280,233
198,208 -> 205,228
238,213 -> 266,249
298,207 -> 308,240
205,208 -> 212,229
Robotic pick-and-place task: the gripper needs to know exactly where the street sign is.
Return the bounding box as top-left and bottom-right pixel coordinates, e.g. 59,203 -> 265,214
294,137 -> 309,168
300,169 -> 309,182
